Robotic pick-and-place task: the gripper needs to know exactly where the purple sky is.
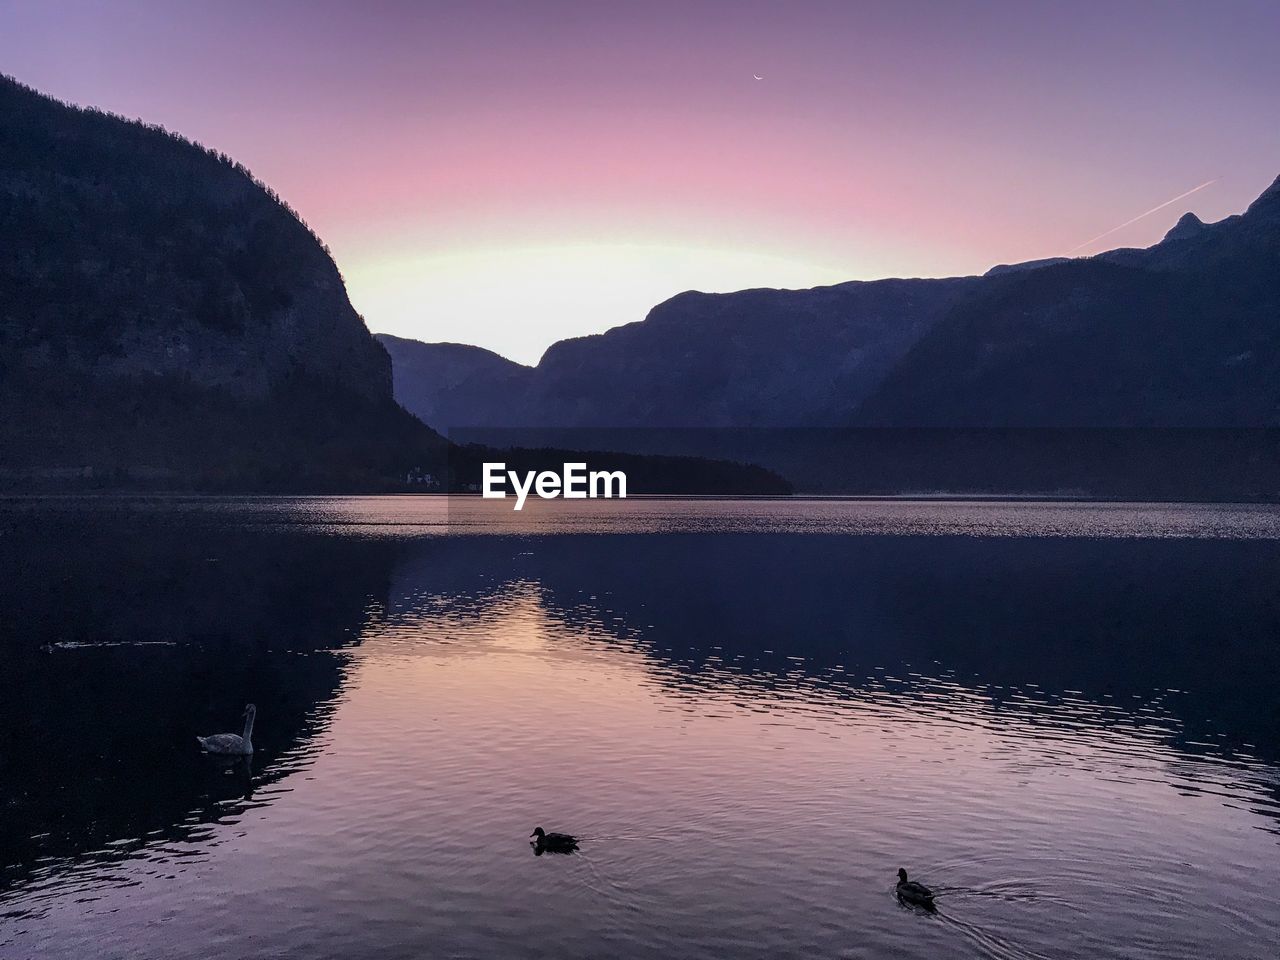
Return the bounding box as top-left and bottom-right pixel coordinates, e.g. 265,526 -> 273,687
3,1 -> 1278,362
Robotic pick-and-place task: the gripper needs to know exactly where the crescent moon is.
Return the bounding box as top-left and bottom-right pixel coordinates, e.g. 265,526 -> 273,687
753,74 -> 764,80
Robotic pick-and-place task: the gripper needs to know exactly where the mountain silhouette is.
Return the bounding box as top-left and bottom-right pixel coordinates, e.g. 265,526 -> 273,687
0,74 -> 447,489
857,174 -> 1280,426
385,174 -> 1280,434
381,277 -> 979,429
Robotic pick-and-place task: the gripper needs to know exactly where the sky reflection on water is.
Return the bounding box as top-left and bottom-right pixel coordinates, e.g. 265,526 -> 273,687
1,497 -> 1278,959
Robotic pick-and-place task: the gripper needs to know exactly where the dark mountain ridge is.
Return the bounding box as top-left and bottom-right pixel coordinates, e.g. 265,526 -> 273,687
387,173 -> 1280,435
381,276 -> 979,431
0,74 -> 447,488
377,334 -> 532,436
0,75 -> 784,495
381,174 -> 1280,496
0,75 -> 388,399
857,174 -> 1280,426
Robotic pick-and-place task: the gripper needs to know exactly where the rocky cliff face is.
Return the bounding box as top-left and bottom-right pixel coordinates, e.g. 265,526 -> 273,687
0,74 -> 390,401
0,75 -> 443,488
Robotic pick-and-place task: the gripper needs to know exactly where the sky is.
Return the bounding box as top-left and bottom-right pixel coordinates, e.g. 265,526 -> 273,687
2,0 -> 1278,364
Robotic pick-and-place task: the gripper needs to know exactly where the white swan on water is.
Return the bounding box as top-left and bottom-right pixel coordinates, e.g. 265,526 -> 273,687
197,704 -> 256,755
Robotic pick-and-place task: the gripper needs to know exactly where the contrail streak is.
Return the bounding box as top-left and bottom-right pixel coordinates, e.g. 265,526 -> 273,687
1067,178 -> 1219,254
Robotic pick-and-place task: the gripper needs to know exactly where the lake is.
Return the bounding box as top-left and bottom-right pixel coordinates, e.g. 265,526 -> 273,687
2,496 -> 1279,959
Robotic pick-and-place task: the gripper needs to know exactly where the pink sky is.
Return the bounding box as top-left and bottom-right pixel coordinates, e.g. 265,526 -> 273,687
2,1 -> 1278,362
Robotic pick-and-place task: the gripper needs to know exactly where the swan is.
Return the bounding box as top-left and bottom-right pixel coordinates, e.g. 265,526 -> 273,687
896,868 -> 935,907
530,827 -> 578,853
197,704 -> 255,756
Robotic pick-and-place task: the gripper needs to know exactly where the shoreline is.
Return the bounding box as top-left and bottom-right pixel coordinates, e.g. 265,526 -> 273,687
5,490 -> 1280,506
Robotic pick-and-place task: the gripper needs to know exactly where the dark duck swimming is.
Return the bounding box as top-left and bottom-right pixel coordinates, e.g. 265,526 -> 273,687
896,868 -> 935,908
530,827 -> 579,853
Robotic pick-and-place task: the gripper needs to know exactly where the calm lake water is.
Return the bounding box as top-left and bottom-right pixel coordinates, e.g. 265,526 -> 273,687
2,496 -> 1279,960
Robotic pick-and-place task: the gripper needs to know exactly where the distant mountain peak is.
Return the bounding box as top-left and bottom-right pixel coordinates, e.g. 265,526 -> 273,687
1162,211 -> 1206,242
383,170 -> 1280,441
1244,173 -> 1280,218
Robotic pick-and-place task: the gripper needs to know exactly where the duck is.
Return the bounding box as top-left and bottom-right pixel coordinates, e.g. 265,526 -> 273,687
896,868 -> 935,908
197,703 -> 256,756
530,827 -> 579,853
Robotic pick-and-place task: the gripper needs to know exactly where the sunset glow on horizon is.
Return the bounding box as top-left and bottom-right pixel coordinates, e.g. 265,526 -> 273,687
3,0 -> 1278,363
